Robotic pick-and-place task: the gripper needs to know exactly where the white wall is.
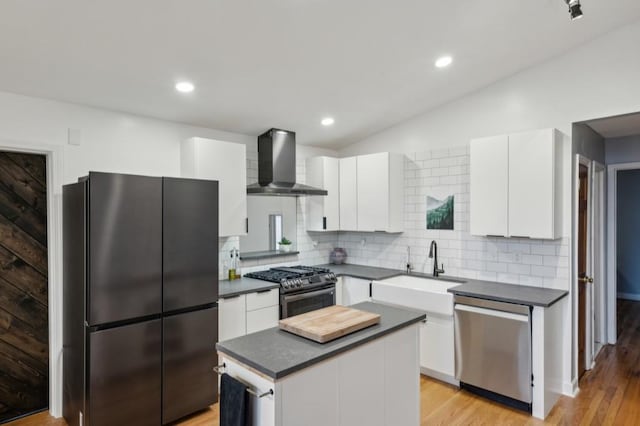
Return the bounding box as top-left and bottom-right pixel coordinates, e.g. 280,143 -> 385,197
616,169 -> 640,298
340,21 -> 640,158
605,135 -> 640,164
0,91 -> 257,183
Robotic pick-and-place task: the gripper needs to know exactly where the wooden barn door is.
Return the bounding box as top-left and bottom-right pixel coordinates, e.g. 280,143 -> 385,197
0,151 -> 48,422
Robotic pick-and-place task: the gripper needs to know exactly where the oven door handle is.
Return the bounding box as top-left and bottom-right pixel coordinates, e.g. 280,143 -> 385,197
284,286 -> 335,303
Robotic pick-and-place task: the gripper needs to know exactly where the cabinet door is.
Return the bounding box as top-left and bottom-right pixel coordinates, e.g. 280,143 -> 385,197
357,153 -> 389,232
419,315 -> 454,377
335,277 -> 344,305
337,338 -> 385,426
508,129 -> 557,239
305,157 -> 340,231
342,277 -> 370,306
246,306 -> 279,334
182,138 -> 247,237
339,157 -> 358,231
323,157 -> 340,231
470,135 -> 509,237
218,295 -> 246,341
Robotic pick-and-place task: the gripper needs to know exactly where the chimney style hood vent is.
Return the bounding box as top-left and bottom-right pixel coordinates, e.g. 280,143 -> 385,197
247,128 -> 328,196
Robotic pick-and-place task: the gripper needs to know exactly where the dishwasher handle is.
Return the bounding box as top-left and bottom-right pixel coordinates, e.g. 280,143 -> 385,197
454,303 -> 529,323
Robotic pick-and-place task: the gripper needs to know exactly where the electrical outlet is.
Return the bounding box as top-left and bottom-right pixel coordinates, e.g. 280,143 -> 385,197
514,252 -> 522,262
360,239 -> 366,247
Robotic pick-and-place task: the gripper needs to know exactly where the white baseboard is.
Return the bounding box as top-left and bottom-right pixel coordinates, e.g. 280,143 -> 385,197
617,292 -> 640,301
562,378 -> 579,397
420,367 -> 459,387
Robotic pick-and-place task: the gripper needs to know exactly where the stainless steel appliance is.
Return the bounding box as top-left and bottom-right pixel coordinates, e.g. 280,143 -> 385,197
246,129 -> 328,196
454,295 -> 532,412
245,266 -> 337,318
63,172 -> 219,426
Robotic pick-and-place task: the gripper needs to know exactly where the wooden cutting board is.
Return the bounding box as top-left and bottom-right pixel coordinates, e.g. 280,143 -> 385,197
279,305 -> 381,343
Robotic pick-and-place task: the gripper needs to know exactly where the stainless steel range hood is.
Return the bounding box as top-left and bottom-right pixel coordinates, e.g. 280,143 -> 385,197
247,128 -> 328,196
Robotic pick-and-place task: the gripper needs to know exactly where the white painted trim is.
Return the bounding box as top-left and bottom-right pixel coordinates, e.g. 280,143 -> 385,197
563,378 -> 580,397
0,139 -> 64,418
617,292 -> 640,301
591,162 -> 606,359
419,369 -> 459,387
606,161 -> 640,345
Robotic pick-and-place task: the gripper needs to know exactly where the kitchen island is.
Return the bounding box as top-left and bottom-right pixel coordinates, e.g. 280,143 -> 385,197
216,301 -> 425,426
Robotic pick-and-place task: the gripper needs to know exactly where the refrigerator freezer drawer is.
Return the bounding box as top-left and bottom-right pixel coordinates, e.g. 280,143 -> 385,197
163,306 -> 218,424
88,319 -> 162,426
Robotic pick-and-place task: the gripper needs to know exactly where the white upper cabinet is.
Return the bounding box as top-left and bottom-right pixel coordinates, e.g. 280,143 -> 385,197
470,135 -> 509,237
508,129 -> 562,239
356,152 -> 404,233
309,152 -> 403,233
306,156 -> 340,231
470,129 -> 562,239
181,137 -> 247,237
339,157 -> 358,231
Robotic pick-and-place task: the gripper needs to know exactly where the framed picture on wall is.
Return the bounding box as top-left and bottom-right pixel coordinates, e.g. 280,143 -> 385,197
426,190 -> 454,230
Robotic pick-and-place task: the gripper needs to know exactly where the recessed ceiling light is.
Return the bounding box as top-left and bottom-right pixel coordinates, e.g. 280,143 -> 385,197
435,56 -> 453,68
175,81 -> 195,93
321,117 -> 335,126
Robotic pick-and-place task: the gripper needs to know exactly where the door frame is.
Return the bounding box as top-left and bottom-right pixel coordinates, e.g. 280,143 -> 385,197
574,155 -> 592,381
0,139 -> 63,418
591,162 -> 606,360
606,161 -> 640,344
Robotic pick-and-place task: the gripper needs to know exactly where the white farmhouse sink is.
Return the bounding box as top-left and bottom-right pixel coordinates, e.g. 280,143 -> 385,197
371,275 -> 458,316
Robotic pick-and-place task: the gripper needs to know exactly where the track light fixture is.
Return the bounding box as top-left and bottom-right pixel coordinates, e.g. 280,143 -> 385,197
565,0 -> 583,20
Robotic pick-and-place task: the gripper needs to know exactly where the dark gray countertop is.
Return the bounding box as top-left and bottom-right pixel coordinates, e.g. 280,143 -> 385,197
317,263 -> 566,307
448,281 -> 568,308
216,301 -> 425,380
218,277 -> 280,299
315,263 -> 404,281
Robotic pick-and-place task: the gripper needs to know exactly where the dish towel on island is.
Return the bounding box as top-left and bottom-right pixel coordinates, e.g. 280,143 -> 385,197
220,373 -> 248,426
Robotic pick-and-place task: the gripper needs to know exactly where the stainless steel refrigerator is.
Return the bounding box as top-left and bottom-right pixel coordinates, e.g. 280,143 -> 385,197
63,172 -> 219,426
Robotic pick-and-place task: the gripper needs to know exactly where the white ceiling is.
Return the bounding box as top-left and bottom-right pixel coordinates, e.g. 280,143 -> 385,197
2,1 -> 640,148
586,112 -> 640,138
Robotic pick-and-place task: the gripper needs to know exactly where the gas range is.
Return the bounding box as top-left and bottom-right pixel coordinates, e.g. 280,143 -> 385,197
245,266 -> 337,294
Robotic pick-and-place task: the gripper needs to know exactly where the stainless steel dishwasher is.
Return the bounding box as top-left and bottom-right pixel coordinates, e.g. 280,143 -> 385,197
454,295 -> 532,411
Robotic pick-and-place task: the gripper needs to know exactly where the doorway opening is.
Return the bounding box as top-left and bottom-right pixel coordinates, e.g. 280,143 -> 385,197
0,151 -> 49,422
574,111 -> 640,390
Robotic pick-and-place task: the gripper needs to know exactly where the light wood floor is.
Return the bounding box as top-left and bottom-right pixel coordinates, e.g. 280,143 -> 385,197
8,300 -> 640,425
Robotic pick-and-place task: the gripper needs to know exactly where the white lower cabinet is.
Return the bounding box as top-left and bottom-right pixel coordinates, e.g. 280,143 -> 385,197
218,295 -> 247,342
246,306 -> 279,334
419,314 -> 455,379
341,276 -> 371,306
219,288 -> 279,341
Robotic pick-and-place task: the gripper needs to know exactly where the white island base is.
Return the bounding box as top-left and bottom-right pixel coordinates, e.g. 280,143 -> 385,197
220,324 -> 420,426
